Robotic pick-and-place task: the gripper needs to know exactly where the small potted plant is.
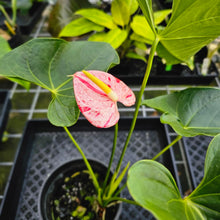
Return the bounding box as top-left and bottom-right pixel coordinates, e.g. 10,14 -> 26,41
0,0 -> 219,219
0,0 -> 47,47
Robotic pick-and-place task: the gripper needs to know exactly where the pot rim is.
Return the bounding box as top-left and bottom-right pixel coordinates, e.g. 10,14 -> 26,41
38,158 -> 122,220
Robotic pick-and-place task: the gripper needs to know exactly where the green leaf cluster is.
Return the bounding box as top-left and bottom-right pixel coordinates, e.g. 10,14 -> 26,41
59,0 -> 139,51
58,0 -> 172,61
137,0 -> 220,64
0,38 -> 119,127
127,134 -> 220,220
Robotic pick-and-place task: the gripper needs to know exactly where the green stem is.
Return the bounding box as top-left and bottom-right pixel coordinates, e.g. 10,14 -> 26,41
63,127 -> 100,191
105,197 -> 139,206
0,5 -> 13,26
11,0 -> 17,26
152,135 -> 182,161
116,37 -> 160,173
102,123 -> 118,194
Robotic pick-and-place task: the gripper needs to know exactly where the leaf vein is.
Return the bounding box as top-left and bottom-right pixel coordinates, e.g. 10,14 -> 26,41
185,94 -> 220,126
164,16 -> 220,37
26,60 -> 50,90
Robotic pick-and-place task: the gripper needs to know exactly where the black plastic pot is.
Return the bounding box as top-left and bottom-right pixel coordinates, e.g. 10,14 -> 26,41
109,48 -> 219,85
40,159 -> 122,220
0,90 -> 11,142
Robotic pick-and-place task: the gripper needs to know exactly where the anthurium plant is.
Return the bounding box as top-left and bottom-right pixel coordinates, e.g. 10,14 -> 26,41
58,0 -> 171,62
0,0 -> 220,219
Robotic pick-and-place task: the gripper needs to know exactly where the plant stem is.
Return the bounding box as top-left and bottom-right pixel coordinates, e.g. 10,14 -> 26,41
152,135 -> 182,161
0,5 -> 13,26
116,37 -> 160,173
105,197 -> 140,206
102,123 -> 118,194
63,126 -> 100,191
11,0 -> 17,26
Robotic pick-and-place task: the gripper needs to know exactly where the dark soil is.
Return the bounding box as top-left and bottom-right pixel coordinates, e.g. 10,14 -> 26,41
49,170 -> 119,220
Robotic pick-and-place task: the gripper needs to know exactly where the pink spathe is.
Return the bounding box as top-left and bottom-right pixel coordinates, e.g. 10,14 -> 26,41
73,70 -> 136,128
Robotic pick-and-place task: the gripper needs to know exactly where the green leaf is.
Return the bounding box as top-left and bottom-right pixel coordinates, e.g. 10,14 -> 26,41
131,15 -> 155,44
127,160 -> 181,220
0,38 -> 119,127
130,32 -> 150,44
137,0 -> 156,34
107,162 -> 130,198
188,134 -> 220,217
59,17 -> 104,37
125,52 -> 147,62
111,0 -> 130,27
0,37 -> 31,90
76,8 -> 117,29
89,28 -> 128,49
134,41 -> 147,50
157,0 -> 220,64
0,36 -> 11,58
48,0 -> 92,37
7,77 -> 31,90
127,0 -> 139,15
128,135 -> 220,220
142,87 -> 220,137
154,9 -> 172,25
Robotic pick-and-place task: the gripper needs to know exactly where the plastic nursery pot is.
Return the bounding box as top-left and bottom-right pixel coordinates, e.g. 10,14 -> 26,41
109,49 -> 218,85
194,47 -> 219,78
39,159 -> 122,220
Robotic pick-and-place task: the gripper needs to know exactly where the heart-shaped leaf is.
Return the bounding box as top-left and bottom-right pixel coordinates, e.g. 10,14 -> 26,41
142,87 -> 220,137
127,134 -> 220,220
157,0 -> 220,64
0,38 -> 119,127
127,160 -> 181,220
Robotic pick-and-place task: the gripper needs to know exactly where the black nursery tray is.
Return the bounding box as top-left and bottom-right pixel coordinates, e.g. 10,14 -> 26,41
0,2 -> 47,35
0,90 -> 11,142
109,48 -> 219,85
183,136 -> 213,189
0,117 -> 179,220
